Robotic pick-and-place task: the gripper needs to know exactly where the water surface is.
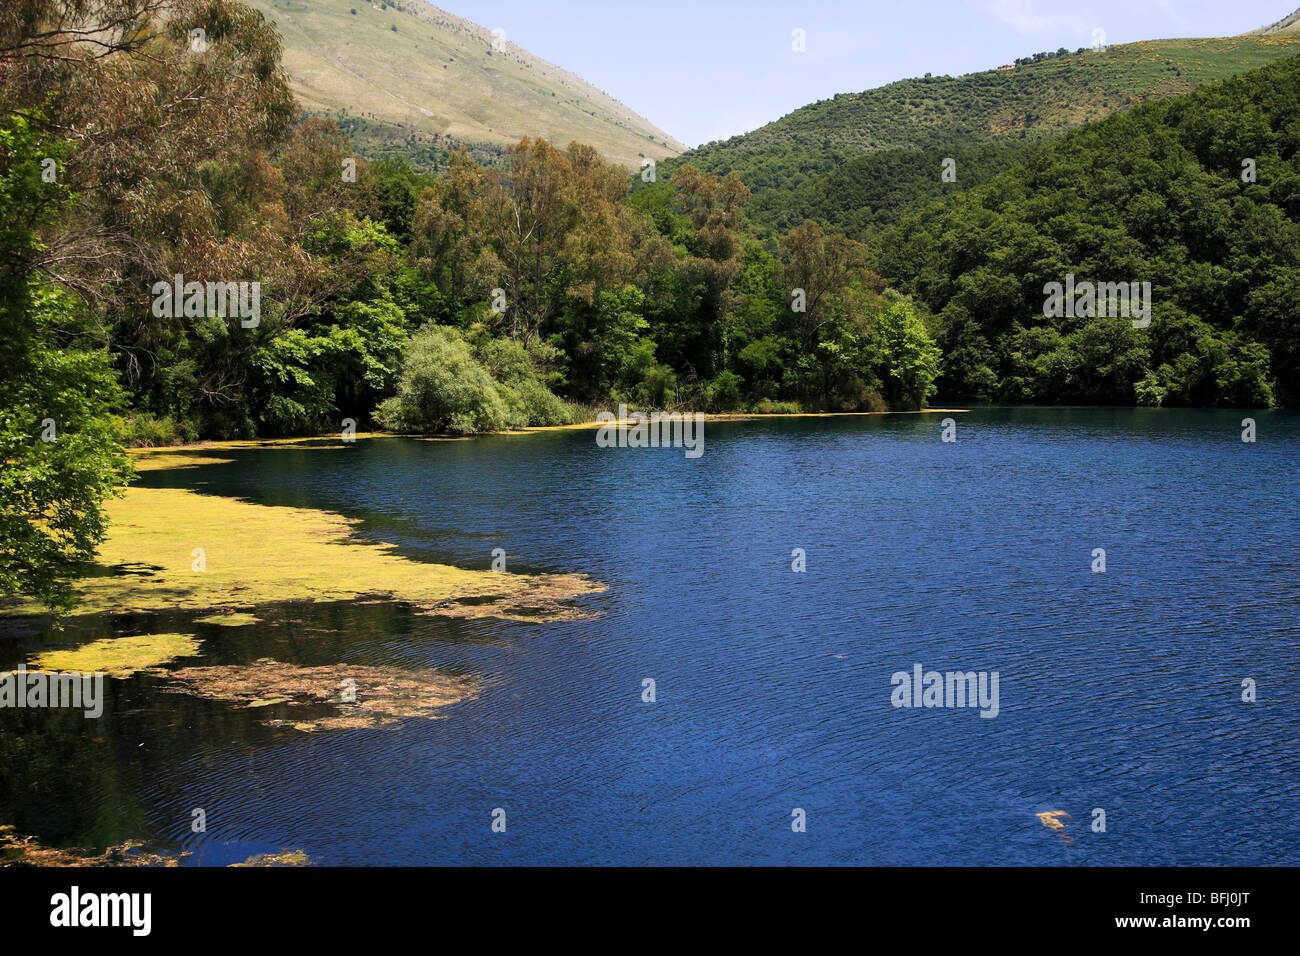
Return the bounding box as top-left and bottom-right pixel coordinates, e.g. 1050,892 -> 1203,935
2,408 -> 1297,865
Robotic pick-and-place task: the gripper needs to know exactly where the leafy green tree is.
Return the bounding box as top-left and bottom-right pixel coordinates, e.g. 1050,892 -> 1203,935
376,325 -> 571,434
0,115 -> 132,613
872,297 -> 942,409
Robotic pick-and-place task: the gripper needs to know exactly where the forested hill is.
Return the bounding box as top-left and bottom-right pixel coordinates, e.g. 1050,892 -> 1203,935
871,54 -> 1300,409
243,0 -> 684,170
667,29 -> 1300,237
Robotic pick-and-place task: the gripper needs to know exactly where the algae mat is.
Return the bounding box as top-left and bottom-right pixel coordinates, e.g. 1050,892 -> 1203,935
37,487 -> 603,621
29,633 -> 202,678
0,825 -> 311,866
161,658 -> 479,732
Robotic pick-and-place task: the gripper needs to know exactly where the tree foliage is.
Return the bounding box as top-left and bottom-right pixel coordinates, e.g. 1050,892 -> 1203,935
873,55 -> 1300,406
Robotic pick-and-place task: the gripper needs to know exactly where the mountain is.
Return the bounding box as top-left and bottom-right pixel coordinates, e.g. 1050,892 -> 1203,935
244,0 -> 684,169
1246,7 -> 1300,34
668,24 -> 1300,236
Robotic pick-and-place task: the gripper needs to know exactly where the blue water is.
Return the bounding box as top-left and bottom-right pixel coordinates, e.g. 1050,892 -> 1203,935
3,407 -> 1298,864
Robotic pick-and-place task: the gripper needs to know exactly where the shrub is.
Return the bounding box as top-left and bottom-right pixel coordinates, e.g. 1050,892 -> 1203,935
707,370 -> 744,411
498,377 -> 572,428
375,326 -> 508,434
124,413 -> 189,447
376,325 -> 573,434
471,333 -> 573,427
753,398 -> 803,414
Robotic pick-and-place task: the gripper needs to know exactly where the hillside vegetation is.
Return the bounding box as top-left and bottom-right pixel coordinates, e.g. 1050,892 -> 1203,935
244,0 -> 683,169
670,32 -> 1300,235
873,54 -> 1300,408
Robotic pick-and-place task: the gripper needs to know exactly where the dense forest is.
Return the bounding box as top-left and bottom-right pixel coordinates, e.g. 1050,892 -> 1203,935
872,55 -> 1300,407
1,0 -> 938,442
3,0 -> 1300,611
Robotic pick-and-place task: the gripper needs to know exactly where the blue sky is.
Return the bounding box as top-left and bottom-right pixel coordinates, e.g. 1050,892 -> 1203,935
434,1 -> 1296,147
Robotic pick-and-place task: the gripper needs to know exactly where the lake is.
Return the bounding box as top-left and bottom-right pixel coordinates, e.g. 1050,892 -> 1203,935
2,407 -> 1297,865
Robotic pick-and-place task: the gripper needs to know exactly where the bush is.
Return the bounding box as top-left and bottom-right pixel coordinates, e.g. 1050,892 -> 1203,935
707,370 -> 744,411
376,325 -> 573,434
375,326 -> 508,434
124,413 -> 189,447
470,335 -> 569,427
753,398 -> 803,414
498,377 -> 572,428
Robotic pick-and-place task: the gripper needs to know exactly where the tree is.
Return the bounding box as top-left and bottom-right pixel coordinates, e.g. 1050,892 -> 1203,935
872,297 -> 942,410
0,113 -> 132,613
375,324 -> 570,435
376,325 -> 509,434
779,219 -> 873,351
421,137 -> 636,346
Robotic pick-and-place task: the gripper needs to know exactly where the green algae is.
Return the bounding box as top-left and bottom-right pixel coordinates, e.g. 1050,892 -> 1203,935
231,849 -> 311,866
193,612 -> 261,627
3,486 -> 602,622
0,825 -> 312,867
1036,811 -> 1075,845
0,826 -> 187,867
28,633 -> 202,678
131,452 -> 236,472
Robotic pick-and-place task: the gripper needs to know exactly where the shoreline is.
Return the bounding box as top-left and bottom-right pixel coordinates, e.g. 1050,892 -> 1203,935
128,407 -> 974,455
2,485 -> 604,622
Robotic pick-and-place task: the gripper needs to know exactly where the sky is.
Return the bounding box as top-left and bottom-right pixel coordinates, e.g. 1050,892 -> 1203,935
433,0 -> 1297,147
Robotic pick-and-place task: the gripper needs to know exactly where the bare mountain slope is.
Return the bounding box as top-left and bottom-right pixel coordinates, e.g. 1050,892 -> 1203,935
245,0 -> 683,168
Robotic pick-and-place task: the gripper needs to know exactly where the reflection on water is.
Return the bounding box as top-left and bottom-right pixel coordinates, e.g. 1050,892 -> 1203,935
2,408 -> 1298,865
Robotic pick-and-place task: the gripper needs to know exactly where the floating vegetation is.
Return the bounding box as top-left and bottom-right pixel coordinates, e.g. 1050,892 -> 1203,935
162,658 -> 478,732
29,633 -> 202,678
0,826 -> 185,867
231,849 -> 311,866
1035,810 -> 1074,845
193,613 -> 261,627
131,453 -> 235,472
0,826 -> 312,868
5,487 -> 603,621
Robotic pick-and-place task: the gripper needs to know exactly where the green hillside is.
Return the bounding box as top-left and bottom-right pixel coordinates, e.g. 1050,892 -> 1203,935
670,30 -> 1300,235
872,53 -> 1300,407
243,0 -> 684,169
